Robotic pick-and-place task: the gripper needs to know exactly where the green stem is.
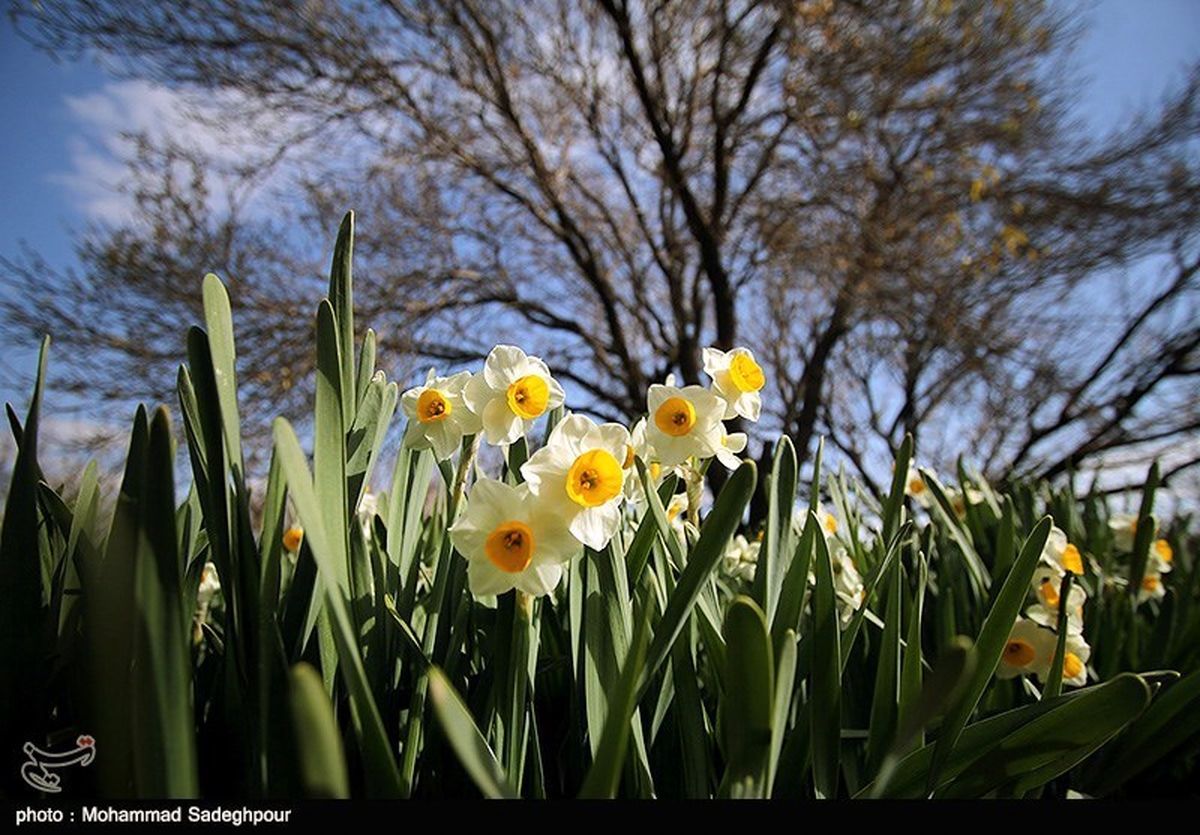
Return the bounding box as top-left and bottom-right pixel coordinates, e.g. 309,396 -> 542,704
504,590 -> 535,791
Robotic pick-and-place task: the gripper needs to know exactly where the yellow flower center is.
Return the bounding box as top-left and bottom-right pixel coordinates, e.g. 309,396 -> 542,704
649,462 -> 662,481
1040,579 -> 1060,608
823,515 -> 838,534
1142,575 -> 1160,592
1062,652 -> 1084,680
1061,543 -> 1083,574
484,520 -> 535,573
1155,539 -> 1173,564
1003,639 -> 1036,668
908,477 -> 926,495
654,396 -> 697,437
283,526 -> 304,552
506,375 -> 550,420
623,444 -> 636,469
728,353 -> 766,393
565,449 -> 623,508
417,389 -> 452,423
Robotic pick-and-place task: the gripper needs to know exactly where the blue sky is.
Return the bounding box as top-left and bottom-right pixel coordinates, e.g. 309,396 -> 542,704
0,0 -> 1198,474
3,1 -> 1197,273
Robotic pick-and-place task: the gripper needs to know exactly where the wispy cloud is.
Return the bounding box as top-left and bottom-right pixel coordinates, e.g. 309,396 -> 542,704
50,79 -> 316,226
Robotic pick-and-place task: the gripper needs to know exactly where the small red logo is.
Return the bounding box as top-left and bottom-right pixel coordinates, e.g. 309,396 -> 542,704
77,736 -> 95,748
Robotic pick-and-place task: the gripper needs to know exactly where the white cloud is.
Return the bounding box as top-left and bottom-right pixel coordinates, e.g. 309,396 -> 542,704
50,79 -> 318,226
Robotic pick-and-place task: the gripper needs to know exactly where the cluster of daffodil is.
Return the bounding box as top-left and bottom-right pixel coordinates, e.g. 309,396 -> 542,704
1108,512 -> 1174,603
396,344 -> 766,598
998,526 -> 1093,688
1001,511 -> 1173,691
903,462 -> 984,520
719,502 -> 865,626
904,464 -> 1095,689
901,465 -> 1178,691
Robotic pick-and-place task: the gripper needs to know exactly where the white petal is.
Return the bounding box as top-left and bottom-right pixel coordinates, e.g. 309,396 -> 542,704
428,422 -> 458,460
646,384 -> 672,414
462,372 -> 494,412
400,386 -> 423,417
702,346 -> 729,377
483,345 -> 528,389
553,413 -> 595,455
569,503 -> 621,550
715,445 -> 742,471
442,370 -> 474,394
717,385 -> 737,418
546,375 -> 566,409
483,396 -> 522,446
468,558 -> 515,597
595,422 -> 632,458
521,445 -> 570,498
736,391 -> 762,422
516,562 -> 563,597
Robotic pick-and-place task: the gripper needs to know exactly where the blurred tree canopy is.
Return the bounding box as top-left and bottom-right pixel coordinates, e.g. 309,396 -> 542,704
3,0 -> 1199,498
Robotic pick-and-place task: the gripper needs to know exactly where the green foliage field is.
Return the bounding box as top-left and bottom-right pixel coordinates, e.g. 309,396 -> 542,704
2,215 -> 1197,799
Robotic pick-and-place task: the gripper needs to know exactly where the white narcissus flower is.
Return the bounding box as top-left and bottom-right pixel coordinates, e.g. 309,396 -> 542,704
666,492 -> 690,543
645,383 -> 726,468
1029,570 -> 1087,627
1152,538 -> 1174,574
1041,526 -> 1085,575
194,561 -> 222,644
904,464 -> 933,509
462,345 -> 565,447
1039,632 -> 1092,689
521,414 -> 630,550
996,618 -> 1057,680
198,561 -> 221,606
945,486 -> 984,521
358,491 -> 378,542
832,545 -> 864,626
1138,570 -> 1166,604
714,428 -> 748,471
1108,512 -> 1144,552
816,502 -> 840,539
623,418 -> 665,503
702,346 -> 766,421
723,533 -> 760,582
401,369 -> 482,460
449,478 -> 578,598
789,505 -> 836,539
1027,565 -> 1088,635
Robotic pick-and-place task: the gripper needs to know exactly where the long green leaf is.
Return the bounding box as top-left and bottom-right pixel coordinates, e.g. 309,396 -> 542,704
810,513 -> 841,799
328,211 -> 357,425
0,336 -> 50,793
753,436 -> 796,626
719,596 -> 774,796
428,667 -> 517,799
288,663 -> 351,798
865,550 -> 903,776
938,674 -> 1151,797
636,461 -> 756,702
925,516 -> 1052,795
881,434 -> 913,544
272,418 -> 402,797
1085,668 -> 1200,794
579,599 -> 653,798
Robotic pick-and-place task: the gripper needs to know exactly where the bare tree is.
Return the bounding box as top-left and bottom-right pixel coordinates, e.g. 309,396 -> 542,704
4,0 -> 1198,495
